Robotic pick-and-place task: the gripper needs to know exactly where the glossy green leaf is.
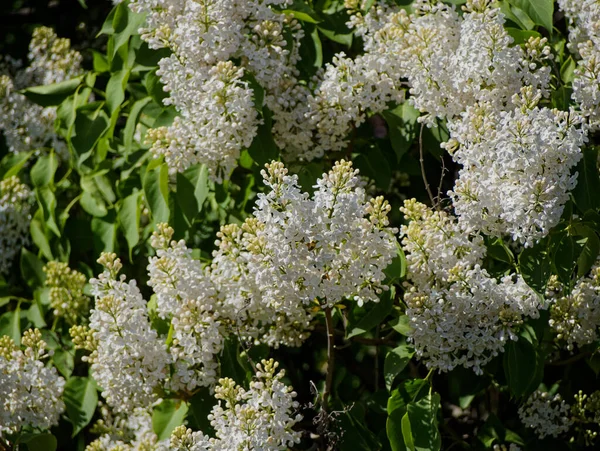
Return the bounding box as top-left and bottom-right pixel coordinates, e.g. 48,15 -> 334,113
347,287 -> 395,338
64,376 -> 98,436
385,345 -> 415,391
119,191 -> 142,258
152,399 -> 189,441
572,147 -> 600,213
504,338 -> 539,398
382,104 -> 419,162
20,248 -> 46,290
508,0 -> 553,32
143,162 -> 170,225
21,433 -> 57,451
21,76 -> 83,107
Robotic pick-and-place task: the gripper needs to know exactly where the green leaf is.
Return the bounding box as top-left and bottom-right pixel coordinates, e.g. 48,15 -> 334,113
21,76 -> 83,107
110,3 -> 147,60
406,393 -> 442,451
64,376 -> 98,436
505,28 -> 541,44
347,287 -> 395,338
283,0 -> 322,23
175,164 -> 209,229
518,238 -> 551,293
30,216 -> 53,260
30,154 -> 58,188
124,97 -> 152,153
119,191 -> 142,259
504,338 -> 539,398
106,69 -> 130,113
508,0 -> 553,33
20,248 -> 46,290
52,347 -> 75,378
248,109 -> 279,166
144,162 -> 170,225
390,315 -> 412,336
186,388 -> 216,434
80,189 -> 108,217
561,56 -> 576,84
572,147 -> 600,213
382,103 -> 419,162
152,399 -> 189,441
401,413 -> 414,451
220,337 -> 248,385
0,307 -> 21,345
35,186 -> 61,237
21,433 -> 57,451
385,345 -> 415,391
91,211 -> 118,254
146,70 -> 168,106
384,246 -> 407,284
69,108 -> 110,166
0,151 -> 34,179
577,230 -> 600,277
554,234 -> 583,285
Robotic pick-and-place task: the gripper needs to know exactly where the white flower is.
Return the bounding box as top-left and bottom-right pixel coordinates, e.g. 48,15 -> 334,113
547,266 -> 600,351
518,390 -> 572,439
148,224 -> 226,392
88,253 -> 170,413
207,359 -> 302,451
0,27 -> 82,158
400,199 -> 543,374
0,329 -> 66,435
447,88 -> 588,246
211,160 -> 398,347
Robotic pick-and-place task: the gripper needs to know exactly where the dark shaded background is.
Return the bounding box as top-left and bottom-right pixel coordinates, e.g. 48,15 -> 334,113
0,0 -> 113,62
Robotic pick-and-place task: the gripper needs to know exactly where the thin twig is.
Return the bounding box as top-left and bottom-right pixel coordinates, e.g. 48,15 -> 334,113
436,152 -> 447,206
547,351 -> 592,366
323,307 -> 336,411
419,123 -> 437,209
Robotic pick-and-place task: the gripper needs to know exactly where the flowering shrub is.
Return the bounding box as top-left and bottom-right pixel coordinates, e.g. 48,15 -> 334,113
2,0 -> 600,450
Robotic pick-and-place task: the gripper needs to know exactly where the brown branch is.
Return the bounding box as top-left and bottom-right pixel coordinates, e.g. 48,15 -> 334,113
547,351 -> 592,366
322,307 -> 336,412
436,152 -> 447,206
419,123 -> 437,209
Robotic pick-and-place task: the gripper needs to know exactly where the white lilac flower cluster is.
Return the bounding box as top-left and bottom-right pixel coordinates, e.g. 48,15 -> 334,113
147,224 -> 225,393
86,253 -> 170,413
0,176 -> 33,277
546,266 -> 600,351
0,329 -> 66,435
85,406 -> 165,451
344,0 -> 551,126
75,159 -> 396,413
130,0 -> 310,181
210,159 -> 398,347
0,27 -> 82,157
167,359 -> 301,451
399,199 -> 543,374
445,87 -> 588,246
559,0 -> 600,128
518,390 -> 573,439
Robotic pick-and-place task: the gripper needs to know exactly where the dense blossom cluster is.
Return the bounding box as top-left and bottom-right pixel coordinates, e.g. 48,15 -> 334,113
148,224 -> 225,393
211,160 -> 398,346
0,329 -> 66,435
559,0 -> 600,127
0,176 -> 33,276
130,0 -> 311,180
400,199 -> 542,374
168,360 -> 301,451
518,390 -> 573,439
347,0 -> 550,125
0,27 -> 82,157
446,87 -> 587,245
85,406 -> 164,451
546,266 -> 600,351
86,253 -> 170,413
